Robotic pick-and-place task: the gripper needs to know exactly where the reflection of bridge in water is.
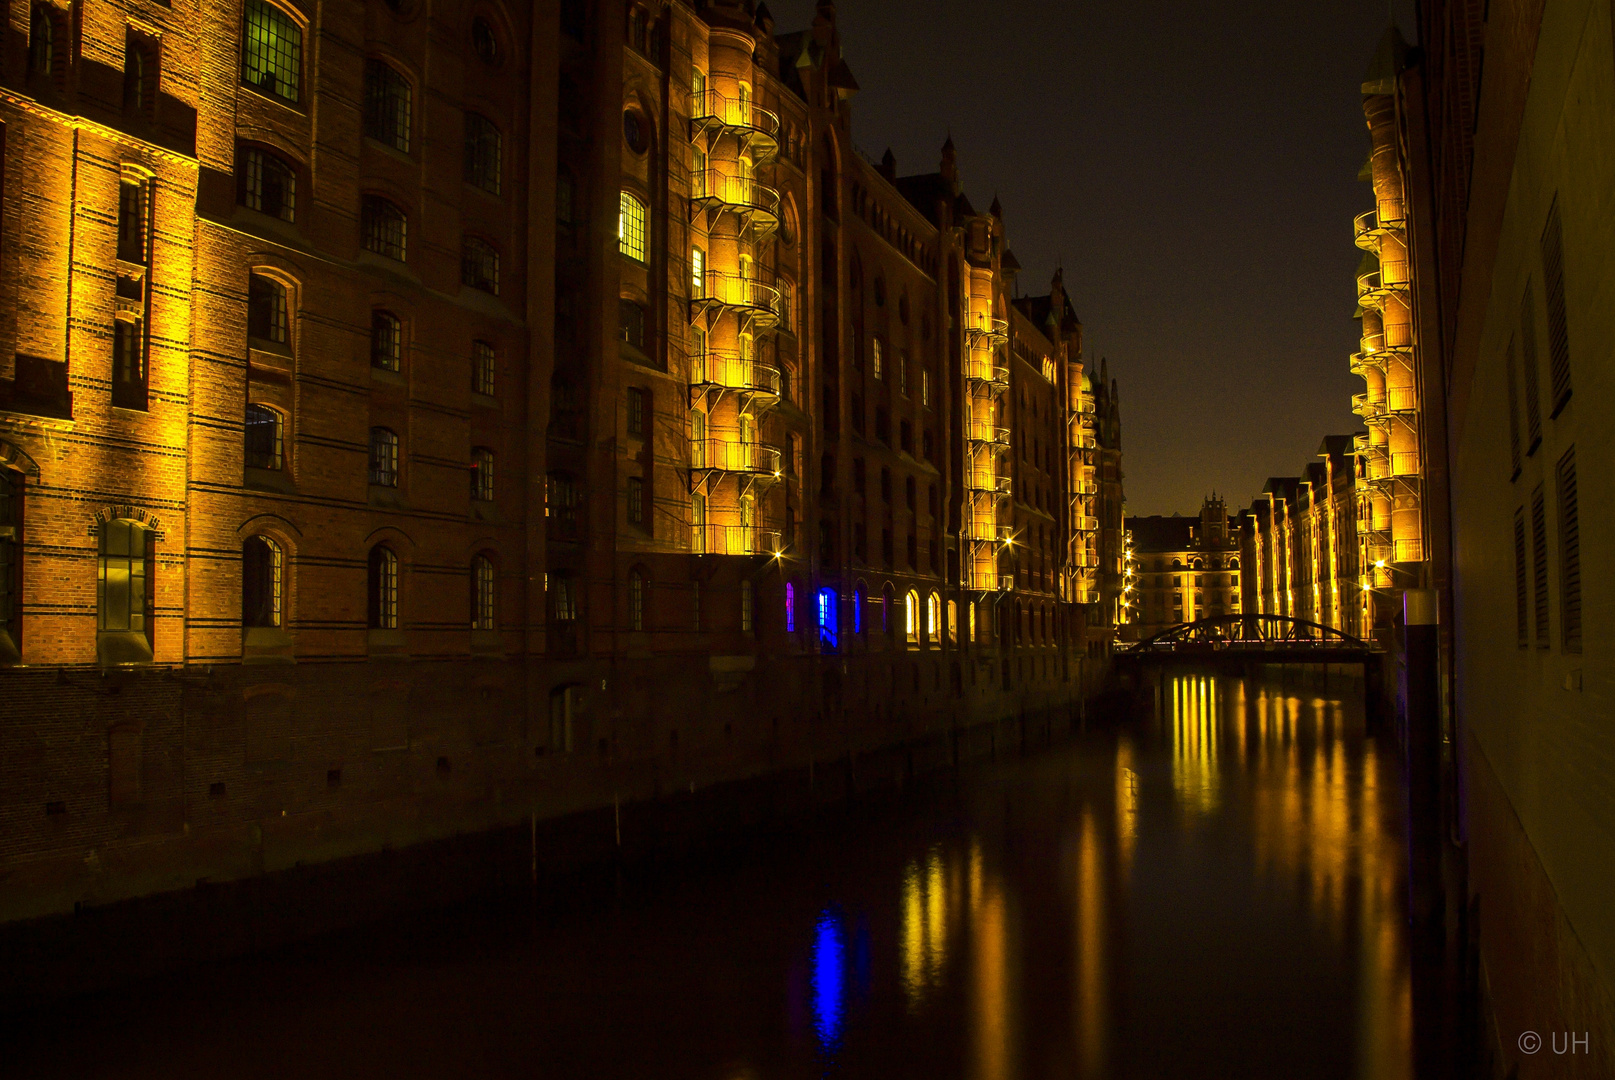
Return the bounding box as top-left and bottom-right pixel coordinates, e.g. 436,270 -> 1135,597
1118,614 -> 1378,668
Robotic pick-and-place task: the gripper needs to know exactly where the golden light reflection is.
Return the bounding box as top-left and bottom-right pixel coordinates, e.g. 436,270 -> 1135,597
899,845 -> 953,1012
1115,736 -> 1137,874
1170,675 -> 1220,817
1075,808 -> 1106,1079
970,838 -> 1010,1080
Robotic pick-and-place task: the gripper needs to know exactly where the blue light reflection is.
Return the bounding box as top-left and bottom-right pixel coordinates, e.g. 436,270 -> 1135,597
810,908 -> 847,1053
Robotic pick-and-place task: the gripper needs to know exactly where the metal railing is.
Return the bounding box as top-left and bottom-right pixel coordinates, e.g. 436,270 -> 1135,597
964,314 -> 1009,344
963,354 -> 1010,386
1394,538 -> 1424,562
1386,385 -> 1418,412
1071,478 -> 1098,496
691,524 -> 780,556
694,271 -> 780,324
965,472 -> 1012,496
1072,515 -> 1100,532
1353,209 -> 1379,249
1070,429 -> 1097,450
690,439 -> 782,475
966,423 -> 1010,448
690,170 -> 781,226
690,90 -> 781,158
690,351 -> 782,396
1390,450 -> 1421,476
963,521 -> 1014,543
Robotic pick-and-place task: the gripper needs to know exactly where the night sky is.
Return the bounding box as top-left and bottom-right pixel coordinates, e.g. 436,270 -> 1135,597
766,0 -> 1417,515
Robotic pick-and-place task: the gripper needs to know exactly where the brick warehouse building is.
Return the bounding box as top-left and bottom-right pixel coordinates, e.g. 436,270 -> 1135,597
0,0 -> 1122,939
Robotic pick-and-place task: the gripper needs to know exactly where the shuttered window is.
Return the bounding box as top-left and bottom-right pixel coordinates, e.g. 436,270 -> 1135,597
1520,282 -> 1543,453
1541,198 -> 1572,416
1513,509 -> 1528,649
1557,448 -> 1580,653
1531,484 -> 1549,649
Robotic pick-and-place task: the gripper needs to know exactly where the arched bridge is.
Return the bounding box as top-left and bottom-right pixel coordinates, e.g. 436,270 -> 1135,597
1119,615 -> 1376,666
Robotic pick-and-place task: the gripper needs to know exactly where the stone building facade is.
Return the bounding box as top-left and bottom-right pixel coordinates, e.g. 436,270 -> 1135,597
1123,496 -> 1242,640
0,0 -> 1123,930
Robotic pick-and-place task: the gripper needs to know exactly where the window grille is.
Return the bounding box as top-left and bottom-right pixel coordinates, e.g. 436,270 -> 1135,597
242,0 -> 301,102
1541,199 -> 1573,414
242,536 -> 283,628
471,448 -> 494,501
464,113 -> 501,194
629,570 -> 646,631
361,196 -> 407,261
364,59 -> 412,152
243,148 -> 296,222
245,404 -> 283,469
472,341 -> 496,396
369,427 -> 400,487
462,236 -> 500,294
367,545 -> 398,629
371,310 -> 401,370
472,555 -> 496,630
618,191 -> 647,261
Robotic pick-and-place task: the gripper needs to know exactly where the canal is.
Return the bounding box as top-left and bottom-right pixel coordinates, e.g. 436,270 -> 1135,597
6,673 -> 1412,1079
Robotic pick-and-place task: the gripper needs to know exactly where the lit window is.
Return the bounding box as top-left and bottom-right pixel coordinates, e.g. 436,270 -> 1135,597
817,588 -> 838,649
551,572 -> 577,622
905,590 -> 919,644
922,369 -> 931,407
618,191 -> 647,261
947,599 -> 957,642
927,592 -> 940,641
691,246 -> 704,295
462,236 -> 500,294
371,310 -> 401,370
853,586 -> 865,634
361,196 -> 407,261
471,447 -> 494,501
785,582 -> 795,632
364,59 -> 412,153
245,404 -> 283,470
242,147 -> 296,222
872,337 -> 883,380
242,0 -> 302,103
367,545 -> 398,629
369,427 -> 399,487
0,469 -> 20,654
472,554 -> 496,630
472,340 -> 496,396
463,112 -> 501,194
778,280 -> 793,331
242,536 -> 283,628
97,519 -> 152,645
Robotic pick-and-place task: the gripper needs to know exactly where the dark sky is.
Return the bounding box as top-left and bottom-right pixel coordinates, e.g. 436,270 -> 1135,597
765,0 -> 1416,515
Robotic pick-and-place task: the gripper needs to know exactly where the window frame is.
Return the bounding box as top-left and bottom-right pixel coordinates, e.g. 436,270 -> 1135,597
241,0 -> 304,105
369,427 -> 401,488
367,544 -> 399,629
463,111 -> 503,195
471,553 -> 496,631
361,195 -> 408,262
245,403 -> 285,470
363,57 -> 413,153
370,309 -> 402,371
461,235 -> 501,294
242,535 -> 284,629
240,145 -> 298,223
618,190 -> 648,262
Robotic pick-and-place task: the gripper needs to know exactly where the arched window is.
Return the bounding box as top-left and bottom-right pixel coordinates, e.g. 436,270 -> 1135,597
927,592 -> 940,643
364,58 -> 412,152
248,274 -> 288,344
905,589 -> 919,644
628,567 -> 646,631
463,112 -> 502,194
618,191 -> 647,261
882,582 -> 895,637
618,300 -> 646,349
546,472 -> 578,539
472,340 -> 496,396
471,16 -> 500,65
369,427 -> 399,487
242,0 -> 302,103
361,196 -> 407,261
245,404 -> 283,470
471,554 -> 495,630
29,5 -> 54,77
0,467 -> 23,659
470,447 -> 494,501
784,582 -> 795,632
371,309 -> 401,370
97,518 -> 154,662
462,235 -> 500,294
947,599 -> 957,643
241,146 -> 297,222
853,582 -> 866,635
242,536 -> 283,628
968,600 -> 977,642
1229,557 -> 1240,569
367,544 -> 398,629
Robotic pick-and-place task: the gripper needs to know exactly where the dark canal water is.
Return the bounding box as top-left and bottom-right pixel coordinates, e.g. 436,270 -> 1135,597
7,673 -> 1412,1079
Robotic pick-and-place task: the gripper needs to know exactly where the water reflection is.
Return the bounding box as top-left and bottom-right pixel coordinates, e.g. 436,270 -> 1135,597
811,908 -> 847,1053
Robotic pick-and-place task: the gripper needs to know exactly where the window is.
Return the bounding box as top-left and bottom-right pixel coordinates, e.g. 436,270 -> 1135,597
627,387 -> 647,437
853,585 -> 865,634
627,476 -> 645,527
691,247 -> 705,295
242,147 -> 296,222
471,447 -> 494,501
1540,199 -> 1573,414
369,427 -> 400,487
551,572 -> 577,622
245,404 -> 283,470
872,337 -> 883,380
899,352 -> 908,396
371,310 -> 401,370
1531,484 -> 1548,648
778,280 -> 794,331
922,369 -> 931,407
1512,508 -> 1528,649
619,300 -> 645,350
29,5 -> 54,78
472,554 -> 496,631
471,16 -> 500,65
817,588 -> 838,650
784,582 -> 796,632
118,181 -> 147,264
547,472 -> 579,539
623,110 -> 649,155
242,536 -> 283,628
364,59 -> 412,152
619,191 -> 647,261
361,196 -> 407,261
242,0 -> 302,103
741,580 -> 754,634
629,568 -> 646,631
464,113 -> 501,194
367,544 -> 398,629
1520,282 -> 1543,452
98,519 -> 153,648
1557,448 -> 1580,653
112,319 -> 147,410
472,341 -> 496,396
905,590 -> 919,644
947,600 -> 957,643
0,468 -> 21,657
124,33 -> 155,115
462,236 -> 500,294
927,593 -> 940,643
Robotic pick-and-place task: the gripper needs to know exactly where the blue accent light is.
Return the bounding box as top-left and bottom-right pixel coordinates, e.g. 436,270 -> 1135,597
811,908 -> 846,1052
817,588 -> 838,650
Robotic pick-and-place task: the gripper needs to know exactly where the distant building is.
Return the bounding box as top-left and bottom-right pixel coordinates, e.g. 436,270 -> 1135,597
1242,437 -> 1362,637
1124,497 -> 1242,639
